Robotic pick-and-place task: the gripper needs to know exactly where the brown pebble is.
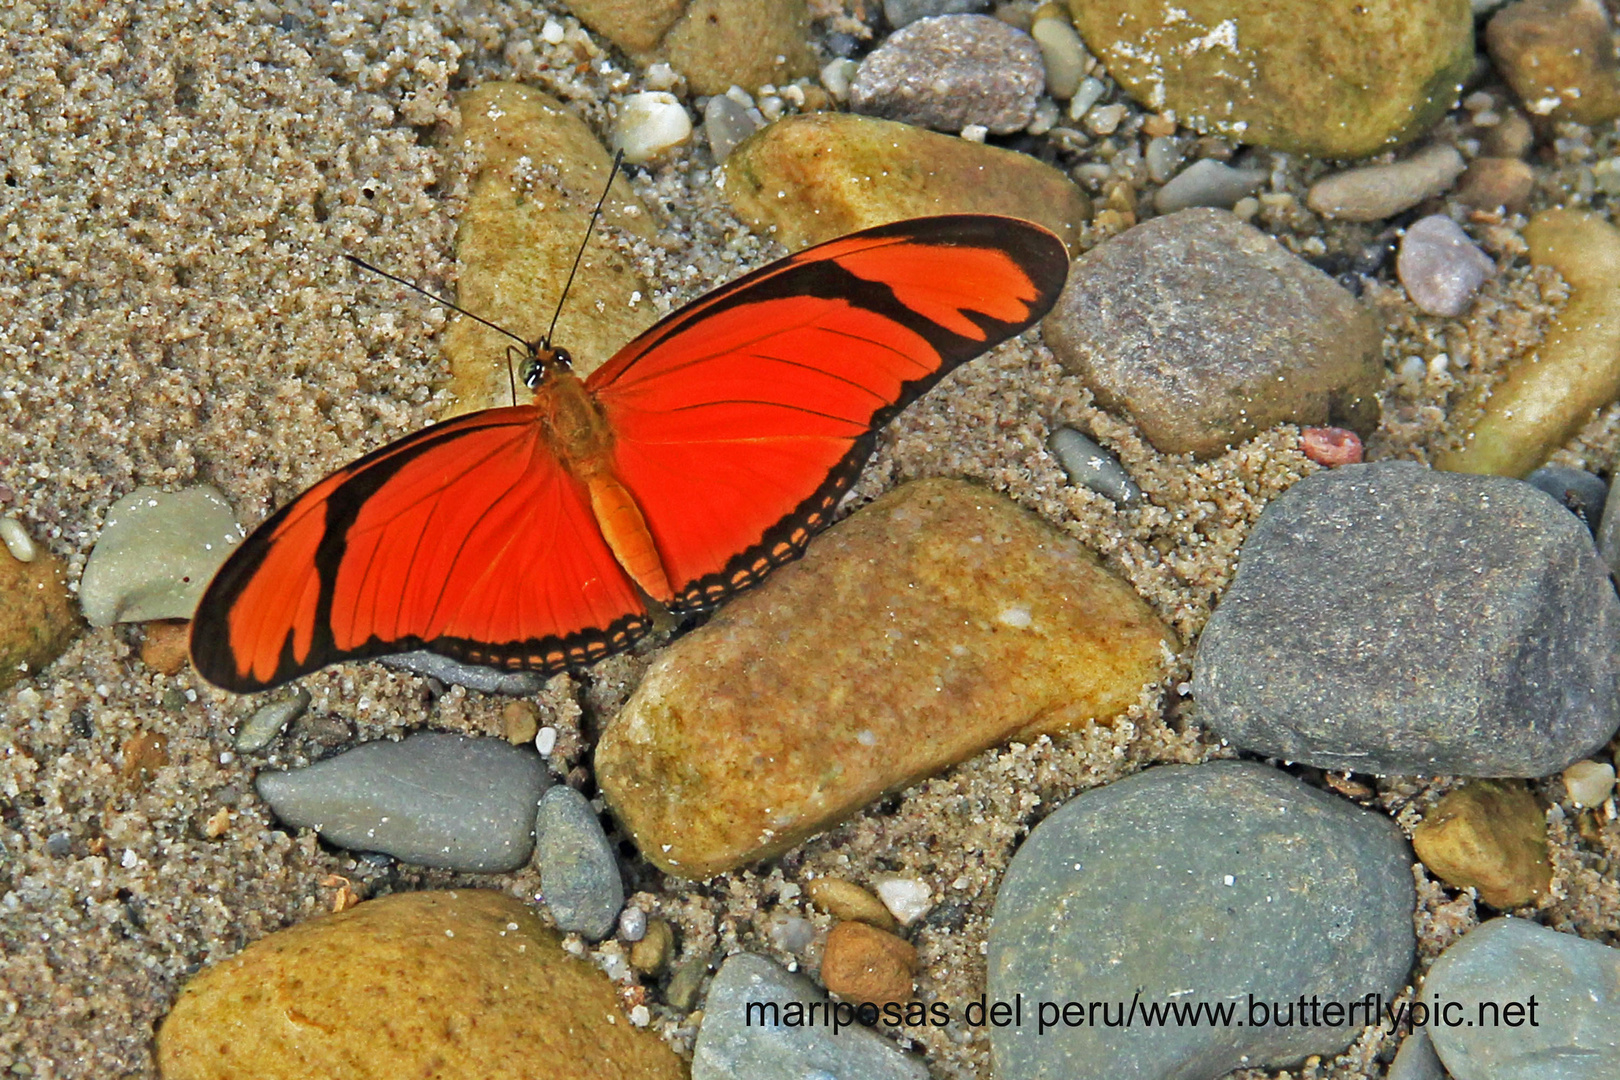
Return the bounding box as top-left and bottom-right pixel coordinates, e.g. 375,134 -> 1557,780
820,921 -> 916,1005
120,730 -> 169,786
1480,108 -> 1534,159
139,619 -> 191,675
1486,0 -> 1620,126
502,700 -> 541,745
1300,427 -> 1364,467
1455,157 -> 1535,213
630,917 -> 674,976
201,807 -> 231,839
664,953 -> 709,1011
806,878 -> 899,933
1411,780 -> 1551,909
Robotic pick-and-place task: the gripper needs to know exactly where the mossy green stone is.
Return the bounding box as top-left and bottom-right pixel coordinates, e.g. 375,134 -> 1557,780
1066,0 -> 1474,159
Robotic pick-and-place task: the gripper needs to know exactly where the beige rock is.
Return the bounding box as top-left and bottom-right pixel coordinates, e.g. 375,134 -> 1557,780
0,539 -> 79,691
444,83 -> 656,414
1455,157 -> 1535,213
820,921 -> 916,1005
156,890 -> 686,1080
596,478 -> 1175,877
1411,781 -> 1551,909
1067,0 -> 1473,159
722,112 -> 1090,254
569,0 -> 815,96
501,700 -> 541,745
140,619 -> 191,675
631,916 -> 676,975
806,878 -> 899,933
1487,0 -> 1620,125
1305,144 -> 1466,223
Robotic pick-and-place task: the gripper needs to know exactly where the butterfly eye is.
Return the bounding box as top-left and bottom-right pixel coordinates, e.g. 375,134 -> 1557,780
551,347 -> 572,370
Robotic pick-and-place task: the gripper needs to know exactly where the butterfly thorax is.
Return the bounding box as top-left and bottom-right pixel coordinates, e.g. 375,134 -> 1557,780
534,367 -> 675,604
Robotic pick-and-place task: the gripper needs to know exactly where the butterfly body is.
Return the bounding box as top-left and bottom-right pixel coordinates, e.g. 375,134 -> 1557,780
192,215 -> 1070,692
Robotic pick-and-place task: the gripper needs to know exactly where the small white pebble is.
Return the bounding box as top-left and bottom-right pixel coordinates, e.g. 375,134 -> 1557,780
644,62 -> 679,91
541,18 -> 565,45
873,875 -> 933,926
1564,759 -> 1616,807
618,906 -> 647,941
820,59 -> 858,102
121,848 -> 140,868
613,92 -> 692,165
630,1004 -> 651,1026
0,517 -> 36,562
535,726 -> 558,756
960,123 -> 988,143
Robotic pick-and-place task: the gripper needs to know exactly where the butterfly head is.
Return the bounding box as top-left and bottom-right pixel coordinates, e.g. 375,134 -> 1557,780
519,342 -> 573,389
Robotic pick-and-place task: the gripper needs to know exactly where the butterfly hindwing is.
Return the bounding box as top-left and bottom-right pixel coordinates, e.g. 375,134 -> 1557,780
189,407 -> 650,692
587,215 -> 1069,611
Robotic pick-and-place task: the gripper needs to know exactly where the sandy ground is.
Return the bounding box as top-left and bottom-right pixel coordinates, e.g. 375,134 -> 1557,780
1,2 -> 1618,1078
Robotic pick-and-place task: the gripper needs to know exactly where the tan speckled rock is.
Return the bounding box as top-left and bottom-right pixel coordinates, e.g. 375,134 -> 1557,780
1487,0 -> 1620,125
1411,781 -> 1551,909
721,112 -> 1089,254
596,478 -> 1175,877
570,0 -> 815,95
807,878 -> 899,932
1067,0 -> 1473,158
445,83 -> 656,414
821,921 -> 917,1005
156,890 -> 687,1080
0,539 -> 79,691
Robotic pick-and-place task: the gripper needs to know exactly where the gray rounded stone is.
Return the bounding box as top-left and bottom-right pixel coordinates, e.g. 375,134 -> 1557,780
255,731 -> 549,872
1043,208 -> 1383,457
79,485 -> 243,626
851,15 -> 1043,134
1422,917 -> 1620,1080
234,687 -> 310,753
692,953 -> 929,1080
988,761 -> 1416,1080
1193,462 -> 1620,776
536,784 -> 624,941
1396,214 -> 1495,317
379,649 -> 546,695
1152,158 -> 1267,214
1526,465 -> 1607,531
1047,427 -> 1141,505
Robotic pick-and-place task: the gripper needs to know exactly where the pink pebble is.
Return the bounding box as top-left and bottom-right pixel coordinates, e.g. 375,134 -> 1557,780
1301,427 -> 1363,466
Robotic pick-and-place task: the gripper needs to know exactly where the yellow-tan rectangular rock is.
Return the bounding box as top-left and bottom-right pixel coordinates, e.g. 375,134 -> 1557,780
596,478 -> 1175,878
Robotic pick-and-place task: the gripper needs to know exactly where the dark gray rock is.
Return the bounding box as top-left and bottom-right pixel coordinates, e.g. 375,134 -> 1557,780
988,761 -> 1415,1080
256,732 -> 549,872
1047,427 -> 1142,505
692,953 -> 929,1080
850,15 -> 1043,134
1043,208 -> 1383,457
536,785 -> 624,941
379,649 -> 546,695
1526,465 -> 1607,531
1422,917 -> 1620,1080
1193,462 -> 1620,776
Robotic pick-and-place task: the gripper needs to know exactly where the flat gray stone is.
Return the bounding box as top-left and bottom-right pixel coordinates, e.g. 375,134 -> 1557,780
850,15 -> 1043,134
1153,158 -> 1267,214
1423,917 -> 1620,1080
234,687 -> 310,753
693,953 -> 929,1080
80,485 -> 243,626
256,732 -> 549,872
988,761 -> 1415,1080
379,649 -> 546,695
536,785 -> 624,941
1193,462 -> 1620,776
1043,208 -> 1383,457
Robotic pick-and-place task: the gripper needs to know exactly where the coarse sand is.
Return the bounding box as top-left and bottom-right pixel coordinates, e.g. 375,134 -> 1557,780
2,3 -> 1618,1078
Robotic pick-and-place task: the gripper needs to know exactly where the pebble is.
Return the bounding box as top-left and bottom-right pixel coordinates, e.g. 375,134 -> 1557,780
156,890 -> 686,1080
1526,465 -> 1607,530
1438,210 -> 1620,477
721,112 -> 1090,252
989,761 -> 1416,1080
596,479 -> 1174,877
446,83 -> 655,411
378,649 -> 545,695
702,92 -> 758,162
1152,158 -> 1266,214
1300,427 -> 1364,467
0,532 -> 79,692
618,905 -> 647,942
1455,156 -> 1535,212
819,57 -> 858,101
806,878 -> 899,933
1563,759 -> 1616,806
1388,1030 -> 1447,1080
1411,780 -> 1551,908
872,876 -> 934,927
1306,144 -> 1466,223
766,911 -> 815,953
820,921 -> 916,1005
1482,107 -> 1536,158
1029,9 -> 1088,99
567,0 -> 815,96
1043,208 -> 1382,457
256,732 -> 549,873
1422,917 -> 1620,1080
613,91 -> 692,164
630,917 -> 674,974
1193,462 -> 1620,776
1069,0 -> 1473,158
1397,214 -> 1495,317
884,0 -> 986,27
78,485 -> 241,627
500,700 -> 541,745
137,619 -> 190,675
0,516 -> 35,562
233,687 -> 311,753
691,953 -> 929,1080
1143,135 -> 1182,184
1486,0 -> 1620,124
850,15 -> 1044,134
1047,427 -> 1142,505
563,0 -> 681,53
535,784 -> 624,941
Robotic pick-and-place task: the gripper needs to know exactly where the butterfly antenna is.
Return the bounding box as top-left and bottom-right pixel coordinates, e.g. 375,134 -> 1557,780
341,253 -> 531,351
543,149 -> 625,349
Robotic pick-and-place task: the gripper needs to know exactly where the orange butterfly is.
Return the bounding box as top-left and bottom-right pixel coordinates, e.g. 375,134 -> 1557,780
189,215 -> 1069,692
